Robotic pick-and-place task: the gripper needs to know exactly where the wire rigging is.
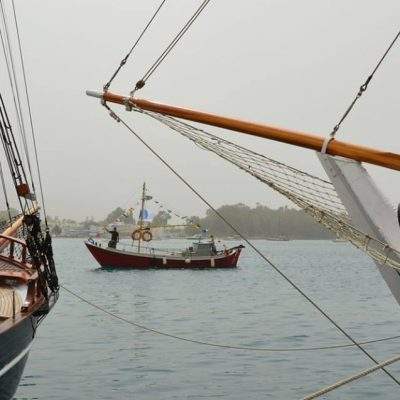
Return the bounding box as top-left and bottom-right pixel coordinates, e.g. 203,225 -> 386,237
61,284 -> 400,353
0,9 -> 30,213
135,109 -> 400,274
103,104 -> 400,386
103,0 -> 167,92
11,0 -> 48,224
0,159 -> 12,221
0,0 -> 35,196
329,27 -> 400,138
132,0 -> 211,93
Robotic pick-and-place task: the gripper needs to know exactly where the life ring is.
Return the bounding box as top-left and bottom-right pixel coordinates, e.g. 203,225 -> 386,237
142,230 -> 153,242
131,229 -> 142,241
131,229 -> 153,242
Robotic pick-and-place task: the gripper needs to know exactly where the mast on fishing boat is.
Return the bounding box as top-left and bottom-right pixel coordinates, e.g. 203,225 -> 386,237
85,181 -> 243,269
137,181 -> 146,253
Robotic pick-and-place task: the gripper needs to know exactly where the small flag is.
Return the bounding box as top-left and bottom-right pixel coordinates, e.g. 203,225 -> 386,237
139,209 -> 153,222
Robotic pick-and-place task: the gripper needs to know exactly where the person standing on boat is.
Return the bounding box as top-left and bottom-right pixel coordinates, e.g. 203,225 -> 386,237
106,226 -> 119,249
210,235 -> 217,255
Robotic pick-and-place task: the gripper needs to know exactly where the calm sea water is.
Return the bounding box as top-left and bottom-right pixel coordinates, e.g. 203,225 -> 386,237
15,238 -> 400,399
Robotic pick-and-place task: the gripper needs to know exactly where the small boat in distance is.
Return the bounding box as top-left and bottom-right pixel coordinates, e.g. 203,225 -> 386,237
185,233 -> 203,241
264,235 -> 290,241
332,237 -> 347,243
85,183 -> 244,269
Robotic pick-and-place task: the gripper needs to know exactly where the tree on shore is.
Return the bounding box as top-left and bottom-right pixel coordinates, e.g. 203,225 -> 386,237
151,210 -> 171,227
185,203 -> 332,239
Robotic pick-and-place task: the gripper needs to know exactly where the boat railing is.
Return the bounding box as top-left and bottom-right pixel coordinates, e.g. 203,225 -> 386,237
88,238 -> 184,255
88,237 -> 242,256
0,234 -> 30,265
0,214 -> 23,233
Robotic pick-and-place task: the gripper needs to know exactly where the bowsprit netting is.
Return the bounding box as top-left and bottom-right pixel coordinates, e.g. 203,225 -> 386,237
132,107 -> 400,271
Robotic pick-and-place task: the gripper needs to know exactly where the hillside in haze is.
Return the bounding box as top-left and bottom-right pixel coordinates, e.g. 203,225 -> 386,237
184,203 -> 333,239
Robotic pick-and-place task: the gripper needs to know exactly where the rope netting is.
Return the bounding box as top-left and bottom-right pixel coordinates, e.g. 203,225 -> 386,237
131,108 -> 400,272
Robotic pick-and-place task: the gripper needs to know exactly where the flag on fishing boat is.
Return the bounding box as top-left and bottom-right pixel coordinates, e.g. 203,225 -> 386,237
139,208 -> 153,222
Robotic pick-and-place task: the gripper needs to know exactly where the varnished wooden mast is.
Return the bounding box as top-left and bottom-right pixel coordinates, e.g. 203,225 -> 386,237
86,90 -> 400,171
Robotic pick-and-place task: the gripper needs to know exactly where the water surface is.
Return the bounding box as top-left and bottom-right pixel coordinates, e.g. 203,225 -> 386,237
16,238 -> 400,399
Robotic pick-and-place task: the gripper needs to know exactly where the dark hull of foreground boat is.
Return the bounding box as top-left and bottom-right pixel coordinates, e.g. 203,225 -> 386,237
0,294 -> 57,400
85,241 -> 243,269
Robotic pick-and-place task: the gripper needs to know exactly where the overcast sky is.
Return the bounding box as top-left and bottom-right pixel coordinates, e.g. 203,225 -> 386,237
0,0 -> 399,220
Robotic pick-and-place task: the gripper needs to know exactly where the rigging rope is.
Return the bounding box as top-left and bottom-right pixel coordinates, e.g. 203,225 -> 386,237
11,0 -> 48,224
329,28 -> 400,138
132,0 -> 211,93
0,159 -> 11,221
302,353 -> 400,400
0,11 -> 30,213
0,91 -> 26,213
103,0 -> 167,92
133,109 -> 400,274
102,104 -> 400,386
0,0 -> 35,196
61,284 -> 400,353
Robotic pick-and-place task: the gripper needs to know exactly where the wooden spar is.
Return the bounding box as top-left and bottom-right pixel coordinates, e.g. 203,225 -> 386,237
0,206 -> 39,251
86,90 -> 400,171
0,215 -> 24,251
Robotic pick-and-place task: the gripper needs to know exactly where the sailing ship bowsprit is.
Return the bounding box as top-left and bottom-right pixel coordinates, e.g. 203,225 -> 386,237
86,3 -> 400,394
0,2 -> 59,398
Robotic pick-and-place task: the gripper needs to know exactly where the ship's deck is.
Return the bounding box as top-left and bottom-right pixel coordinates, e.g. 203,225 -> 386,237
0,258 -> 36,282
0,286 -> 22,318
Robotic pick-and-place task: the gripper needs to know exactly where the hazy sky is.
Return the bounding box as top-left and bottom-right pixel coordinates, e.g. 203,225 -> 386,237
0,0 -> 399,220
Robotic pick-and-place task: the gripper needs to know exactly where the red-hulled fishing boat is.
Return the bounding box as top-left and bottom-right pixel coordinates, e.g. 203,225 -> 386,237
85,239 -> 243,269
85,183 -> 244,269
